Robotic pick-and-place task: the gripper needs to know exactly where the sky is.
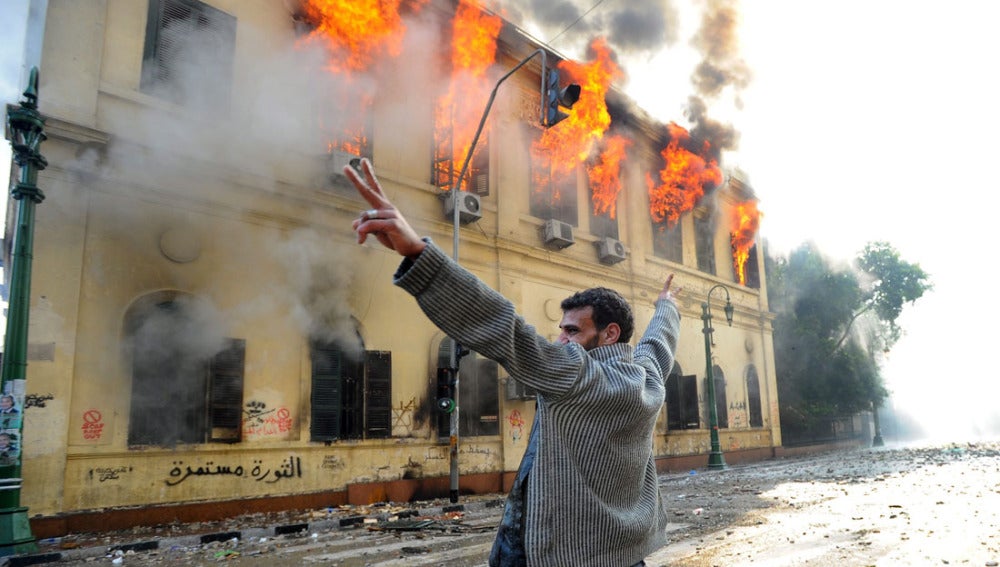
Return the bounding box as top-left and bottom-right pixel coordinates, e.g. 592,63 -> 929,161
2,0 -> 998,441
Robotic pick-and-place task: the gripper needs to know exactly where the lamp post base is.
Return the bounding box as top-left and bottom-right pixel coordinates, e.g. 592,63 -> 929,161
872,434 -> 884,447
707,451 -> 726,470
0,506 -> 37,557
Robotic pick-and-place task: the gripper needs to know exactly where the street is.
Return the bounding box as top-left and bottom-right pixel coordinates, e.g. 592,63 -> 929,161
28,441 -> 1000,566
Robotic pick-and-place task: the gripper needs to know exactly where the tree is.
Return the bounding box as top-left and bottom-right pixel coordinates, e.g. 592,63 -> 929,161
766,240 -> 931,445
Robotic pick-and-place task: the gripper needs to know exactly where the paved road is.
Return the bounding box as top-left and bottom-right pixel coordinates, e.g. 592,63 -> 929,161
22,441 -> 1000,566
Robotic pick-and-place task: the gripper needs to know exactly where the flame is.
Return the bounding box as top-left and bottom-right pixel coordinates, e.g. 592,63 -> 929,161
533,38 -> 622,180
433,0 -> 502,191
646,122 -> 723,227
300,0 -> 425,72
588,135 -> 631,219
730,200 -> 762,285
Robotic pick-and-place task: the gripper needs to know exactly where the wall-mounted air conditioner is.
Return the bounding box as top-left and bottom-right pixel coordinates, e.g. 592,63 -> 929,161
542,219 -> 575,249
326,149 -> 362,180
442,191 -> 482,224
595,237 -> 627,265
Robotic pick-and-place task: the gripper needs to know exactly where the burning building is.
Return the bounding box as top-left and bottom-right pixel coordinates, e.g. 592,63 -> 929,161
4,0 -> 776,538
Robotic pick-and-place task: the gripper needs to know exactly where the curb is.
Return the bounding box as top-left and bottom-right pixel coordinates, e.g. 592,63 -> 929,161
3,498 -> 505,566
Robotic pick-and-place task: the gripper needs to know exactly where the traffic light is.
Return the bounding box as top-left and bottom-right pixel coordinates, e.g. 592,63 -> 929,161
543,67 -> 581,128
436,367 -> 456,414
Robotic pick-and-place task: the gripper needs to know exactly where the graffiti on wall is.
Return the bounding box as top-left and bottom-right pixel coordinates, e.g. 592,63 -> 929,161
391,398 -> 416,436
165,456 -> 302,486
24,393 -> 54,409
88,465 -> 133,483
242,401 -> 292,438
507,410 -> 524,443
81,409 -> 105,440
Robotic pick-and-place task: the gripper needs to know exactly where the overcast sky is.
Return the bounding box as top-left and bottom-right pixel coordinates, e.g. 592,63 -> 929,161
3,0 -> 998,441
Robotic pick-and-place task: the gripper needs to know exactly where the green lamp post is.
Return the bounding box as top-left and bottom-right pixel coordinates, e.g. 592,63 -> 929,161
0,66 -> 47,556
702,284 -> 734,471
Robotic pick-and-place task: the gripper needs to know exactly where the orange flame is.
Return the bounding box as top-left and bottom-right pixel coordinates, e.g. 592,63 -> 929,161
730,200 -> 762,285
433,0 -> 502,191
646,122 -> 723,227
588,135 -> 631,219
533,38 -> 622,180
301,0 -> 425,73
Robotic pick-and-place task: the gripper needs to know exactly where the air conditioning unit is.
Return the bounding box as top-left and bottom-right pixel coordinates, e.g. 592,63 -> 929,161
442,191 -> 482,224
505,377 -> 538,401
595,237 -> 627,265
326,149 -> 362,179
542,219 -> 575,249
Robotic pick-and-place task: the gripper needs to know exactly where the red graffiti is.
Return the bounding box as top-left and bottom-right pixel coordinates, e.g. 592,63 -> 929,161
243,407 -> 293,437
81,409 -> 104,440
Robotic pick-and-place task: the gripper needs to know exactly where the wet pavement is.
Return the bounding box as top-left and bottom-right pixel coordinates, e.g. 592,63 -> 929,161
7,440 -> 1000,566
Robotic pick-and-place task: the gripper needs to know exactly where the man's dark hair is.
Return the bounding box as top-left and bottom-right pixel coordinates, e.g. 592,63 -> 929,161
561,287 -> 634,343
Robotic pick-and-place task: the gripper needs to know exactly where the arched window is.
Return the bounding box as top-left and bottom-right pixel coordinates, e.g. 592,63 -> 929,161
746,365 -> 763,427
710,364 -> 728,429
666,363 -> 699,430
125,292 -> 244,446
310,334 -> 391,442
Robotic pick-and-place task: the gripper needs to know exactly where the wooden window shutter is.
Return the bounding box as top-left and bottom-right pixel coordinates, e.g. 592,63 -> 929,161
208,338 -> 245,443
681,374 -> 699,429
665,373 -> 683,430
311,345 -> 343,441
364,351 -> 392,439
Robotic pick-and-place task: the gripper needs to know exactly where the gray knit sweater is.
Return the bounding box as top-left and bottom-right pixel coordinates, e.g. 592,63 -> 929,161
394,241 -> 681,567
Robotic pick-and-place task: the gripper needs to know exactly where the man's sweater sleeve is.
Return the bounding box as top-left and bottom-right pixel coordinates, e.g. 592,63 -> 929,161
393,240 -> 585,398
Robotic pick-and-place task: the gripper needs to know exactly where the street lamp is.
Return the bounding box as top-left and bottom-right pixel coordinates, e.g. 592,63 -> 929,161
0,66 -> 46,556
702,284 -> 734,471
442,49 -> 579,503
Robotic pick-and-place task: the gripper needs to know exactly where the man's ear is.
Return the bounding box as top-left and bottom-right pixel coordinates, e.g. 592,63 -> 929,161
600,323 -> 621,345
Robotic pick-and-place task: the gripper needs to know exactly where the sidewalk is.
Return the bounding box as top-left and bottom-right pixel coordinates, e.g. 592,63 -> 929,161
5,493 -> 507,566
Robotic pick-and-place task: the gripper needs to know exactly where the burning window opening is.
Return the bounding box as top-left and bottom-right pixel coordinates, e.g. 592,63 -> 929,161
431,0 -> 502,196
530,146 -> 579,227
695,208 -> 717,276
296,0 -> 427,74
646,122 -> 723,229
652,220 -> 683,264
730,199 -> 762,287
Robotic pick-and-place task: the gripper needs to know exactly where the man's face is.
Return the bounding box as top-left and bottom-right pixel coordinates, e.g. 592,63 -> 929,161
0,398 -> 11,411
559,306 -> 616,351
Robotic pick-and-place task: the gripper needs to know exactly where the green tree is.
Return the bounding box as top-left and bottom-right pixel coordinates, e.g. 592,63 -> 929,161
766,241 -> 931,444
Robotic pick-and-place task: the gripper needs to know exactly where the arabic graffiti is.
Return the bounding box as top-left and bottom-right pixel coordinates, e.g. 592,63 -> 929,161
81,409 -> 104,440
25,393 -> 55,409
242,401 -> 292,438
165,456 -> 303,486
88,465 -> 133,483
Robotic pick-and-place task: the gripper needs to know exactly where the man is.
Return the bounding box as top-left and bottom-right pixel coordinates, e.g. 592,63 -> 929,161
346,159 -> 681,567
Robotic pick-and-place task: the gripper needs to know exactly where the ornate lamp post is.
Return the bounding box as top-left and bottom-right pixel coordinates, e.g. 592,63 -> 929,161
0,66 -> 46,556
441,49 -> 579,503
702,284 -> 734,471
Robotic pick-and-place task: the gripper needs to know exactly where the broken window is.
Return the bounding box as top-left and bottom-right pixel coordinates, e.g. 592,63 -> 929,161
433,125 -> 490,196
666,365 -> 699,430
705,364 -> 728,429
529,130 -> 578,226
126,295 -> 245,447
746,365 -> 763,428
695,209 -> 716,276
652,220 -> 683,263
141,0 -> 236,110
310,342 -> 392,442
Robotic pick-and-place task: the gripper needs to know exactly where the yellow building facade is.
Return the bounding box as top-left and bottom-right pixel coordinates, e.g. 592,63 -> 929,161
5,0 -> 779,533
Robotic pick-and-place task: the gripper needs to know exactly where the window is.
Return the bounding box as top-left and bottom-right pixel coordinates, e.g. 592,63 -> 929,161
126,296 -> 245,446
437,339 -> 500,438
529,131 -> 578,226
652,220 -> 683,263
141,0 -> 237,109
695,210 -> 716,275
589,194 -> 619,240
707,364 -> 728,429
310,342 -> 391,441
665,364 -> 699,430
732,242 -> 761,289
746,365 -> 763,427
433,126 -> 490,196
